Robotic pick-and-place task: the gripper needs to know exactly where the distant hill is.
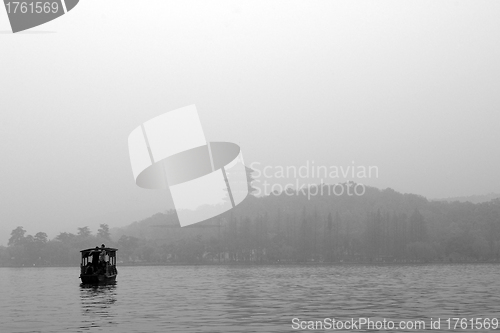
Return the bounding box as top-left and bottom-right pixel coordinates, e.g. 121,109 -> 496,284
110,183 -> 500,244
435,193 -> 500,204
90,183 -> 500,263
4,184 -> 498,266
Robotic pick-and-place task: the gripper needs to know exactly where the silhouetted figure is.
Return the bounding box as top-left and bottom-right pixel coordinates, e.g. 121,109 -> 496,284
85,262 -> 93,275
92,246 -> 100,270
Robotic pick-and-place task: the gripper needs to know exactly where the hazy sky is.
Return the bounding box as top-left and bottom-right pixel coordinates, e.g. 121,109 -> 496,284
1,0 -> 500,245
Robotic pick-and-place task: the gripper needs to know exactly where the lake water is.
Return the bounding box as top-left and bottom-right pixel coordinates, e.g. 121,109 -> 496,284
0,264 -> 499,332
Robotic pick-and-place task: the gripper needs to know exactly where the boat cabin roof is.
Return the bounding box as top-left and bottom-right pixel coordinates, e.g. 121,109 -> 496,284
80,247 -> 118,254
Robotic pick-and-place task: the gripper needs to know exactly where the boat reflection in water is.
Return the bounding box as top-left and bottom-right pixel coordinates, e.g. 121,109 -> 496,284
80,284 -> 118,330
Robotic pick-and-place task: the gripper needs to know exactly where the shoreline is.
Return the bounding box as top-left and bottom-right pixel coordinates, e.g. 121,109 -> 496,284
1,260 -> 499,268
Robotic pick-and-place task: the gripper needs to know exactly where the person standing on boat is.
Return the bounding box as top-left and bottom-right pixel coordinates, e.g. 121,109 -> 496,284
99,244 -> 109,274
92,247 -> 100,270
99,244 -> 107,262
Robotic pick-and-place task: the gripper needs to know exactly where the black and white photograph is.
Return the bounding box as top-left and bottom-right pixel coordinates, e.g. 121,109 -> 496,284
1,1 -> 499,332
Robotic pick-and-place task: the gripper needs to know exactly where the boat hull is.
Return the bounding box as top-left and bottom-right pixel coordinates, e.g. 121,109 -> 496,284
80,274 -> 117,285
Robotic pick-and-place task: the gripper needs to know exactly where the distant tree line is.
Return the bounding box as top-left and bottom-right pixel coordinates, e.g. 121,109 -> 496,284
0,224 -> 113,267
2,185 -> 500,266
108,185 -> 500,264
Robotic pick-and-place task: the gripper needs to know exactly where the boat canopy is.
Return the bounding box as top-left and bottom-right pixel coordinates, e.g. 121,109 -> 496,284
80,247 -> 118,254
80,247 -> 118,267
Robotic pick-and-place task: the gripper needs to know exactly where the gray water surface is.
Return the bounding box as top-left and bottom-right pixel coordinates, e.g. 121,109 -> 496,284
0,264 -> 499,332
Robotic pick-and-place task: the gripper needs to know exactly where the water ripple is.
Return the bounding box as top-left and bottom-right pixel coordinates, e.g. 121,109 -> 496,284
0,264 -> 499,332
